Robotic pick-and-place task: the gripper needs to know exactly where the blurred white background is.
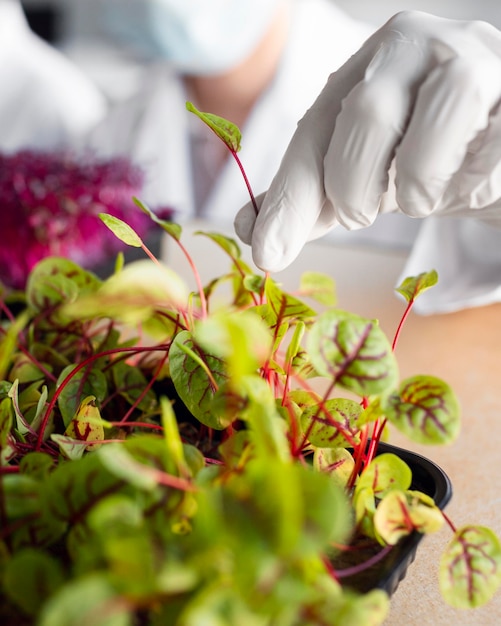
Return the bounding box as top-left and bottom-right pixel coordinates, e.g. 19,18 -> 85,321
20,0 -> 501,43
18,0 -> 501,102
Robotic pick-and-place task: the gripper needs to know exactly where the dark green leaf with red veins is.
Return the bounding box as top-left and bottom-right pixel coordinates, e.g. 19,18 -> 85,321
307,310 -> 398,397
301,398 -> 363,448
383,375 -> 461,445
57,364 -> 108,428
3,549 -> 65,617
396,270 -> 438,303
169,330 -> 230,429
186,101 -> 242,153
112,360 -> 157,413
26,257 -> 101,315
264,278 -> 317,324
374,490 -> 444,545
440,525 -> 501,608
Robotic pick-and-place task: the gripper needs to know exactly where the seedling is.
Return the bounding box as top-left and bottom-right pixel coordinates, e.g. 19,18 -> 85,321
0,108 -> 499,626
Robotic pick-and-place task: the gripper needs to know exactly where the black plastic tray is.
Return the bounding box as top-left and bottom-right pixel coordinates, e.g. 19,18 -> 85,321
334,441 -> 453,596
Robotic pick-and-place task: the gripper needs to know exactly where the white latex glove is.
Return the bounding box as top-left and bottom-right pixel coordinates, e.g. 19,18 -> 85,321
234,11 -> 501,272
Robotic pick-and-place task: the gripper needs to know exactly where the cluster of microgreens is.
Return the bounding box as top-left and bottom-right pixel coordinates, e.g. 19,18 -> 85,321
0,103 -> 500,625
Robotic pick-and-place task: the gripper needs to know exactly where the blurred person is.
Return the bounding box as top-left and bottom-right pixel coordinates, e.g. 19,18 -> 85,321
0,0 -> 106,151
88,0 -> 501,314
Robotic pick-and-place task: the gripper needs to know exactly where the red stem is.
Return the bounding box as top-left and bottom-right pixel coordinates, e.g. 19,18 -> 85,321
231,150 -> 259,215
35,344 -> 170,450
392,298 -> 414,352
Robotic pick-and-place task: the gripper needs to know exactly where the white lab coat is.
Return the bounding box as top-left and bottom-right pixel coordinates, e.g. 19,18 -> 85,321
86,0 -> 501,314
0,0 -> 106,152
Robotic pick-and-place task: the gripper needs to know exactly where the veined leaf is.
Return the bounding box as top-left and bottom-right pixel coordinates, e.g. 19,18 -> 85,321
383,375 -> 461,445
26,257 -> 101,314
307,310 -> 398,396
301,398 -> 362,448
396,270 -> 438,303
313,447 -> 355,489
264,278 -> 316,325
440,525 -> 501,608
64,395 -> 105,451
356,453 -> 412,498
195,311 -> 271,381
169,330 -> 230,429
3,549 -> 65,617
57,365 -> 108,428
50,434 -> 87,460
374,490 -> 444,545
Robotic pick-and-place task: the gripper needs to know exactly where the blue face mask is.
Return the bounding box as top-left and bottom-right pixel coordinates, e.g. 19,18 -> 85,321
101,0 -> 283,75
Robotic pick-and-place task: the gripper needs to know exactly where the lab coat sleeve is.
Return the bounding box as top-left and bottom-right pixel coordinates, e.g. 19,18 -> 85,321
398,217 -> 501,314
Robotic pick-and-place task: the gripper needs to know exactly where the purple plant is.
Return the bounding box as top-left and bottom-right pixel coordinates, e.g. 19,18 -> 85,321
0,150 -> 172,289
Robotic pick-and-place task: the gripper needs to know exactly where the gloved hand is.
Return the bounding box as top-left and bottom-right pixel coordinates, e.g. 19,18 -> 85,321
234,11 -> 501,272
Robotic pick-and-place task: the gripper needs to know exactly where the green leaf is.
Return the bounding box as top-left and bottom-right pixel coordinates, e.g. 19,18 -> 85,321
38,574 -> 132,626
112,360 -> 158,413
41,452 -> 124,527
161,396 -> 187,474
356,453 -> 412,497
383,375 -> 461,445
307,310 -> 398,397
64,395 -> 105,451
195,311 -> 271,382
2,473 -> 67,549
265,278 -> 317,324
64,260 -> 188,324
439,525 -> 501,608
98,444 -> 160,491
50,434 -> 87,460
313,447 -> 355,489
301,398 -> 363,448
186,101 -> 242,152
169,330 -> 230,429
3,549 -> 65,616
99,212 -> 143,247
0,396 -> 13,447
285,320 -> 306,364
8,379 -> 32,436
19,452 -> 54,479
195,230 -> 242,260
1,474 -> 41,519
374,490 -> 444,545
325,589 -> 390,626
396,270 -> 438,303
57,365 -> 108,428
0,310 -> 29,381
133,196 -> 182,240
29,384 -> 49,433
299,271 -> 337,306
26,257 -> 101,314
234,376 -> 291,462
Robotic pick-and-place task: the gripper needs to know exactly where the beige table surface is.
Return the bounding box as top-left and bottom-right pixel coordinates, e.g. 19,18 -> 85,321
163,220 -> 501,625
